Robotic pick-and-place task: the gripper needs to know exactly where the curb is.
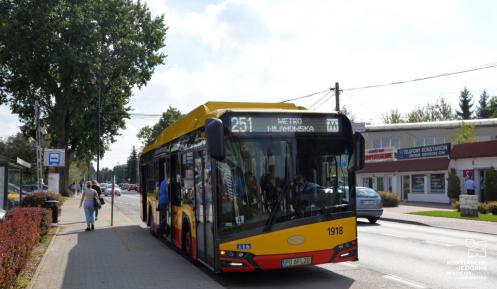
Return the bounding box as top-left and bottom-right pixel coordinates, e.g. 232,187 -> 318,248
380,217 -> 430,227
380,217 -> 497,236
27,223 -> 60,289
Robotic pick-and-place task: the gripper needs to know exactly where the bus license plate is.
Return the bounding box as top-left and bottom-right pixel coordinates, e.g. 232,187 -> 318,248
281,257 -> 312,268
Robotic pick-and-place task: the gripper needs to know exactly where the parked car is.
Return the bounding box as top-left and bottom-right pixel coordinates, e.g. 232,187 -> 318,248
7,183 -> 28,208
0,209 -> 5,220
22,184 -> 49,193
356,187 -> 383,223
104,186 -> 121,196
119,183 -> 129,190
128,184 -> 139,192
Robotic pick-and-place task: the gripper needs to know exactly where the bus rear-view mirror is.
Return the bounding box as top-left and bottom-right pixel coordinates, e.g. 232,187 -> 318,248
353,132 -> 365,171
205,118 -> 225,161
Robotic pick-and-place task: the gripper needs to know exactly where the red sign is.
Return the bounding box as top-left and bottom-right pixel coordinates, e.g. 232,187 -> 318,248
365,147 -> 395,162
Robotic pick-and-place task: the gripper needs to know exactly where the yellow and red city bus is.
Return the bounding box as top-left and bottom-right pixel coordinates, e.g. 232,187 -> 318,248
139,101 -> 364,273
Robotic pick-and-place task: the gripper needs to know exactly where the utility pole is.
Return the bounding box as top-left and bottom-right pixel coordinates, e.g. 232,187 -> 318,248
35,100 -> 43,190
335,82 -> 340,112
96,78 -> 101,182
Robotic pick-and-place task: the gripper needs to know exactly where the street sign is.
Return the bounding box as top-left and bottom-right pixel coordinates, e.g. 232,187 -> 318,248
44,149 -> 65,167
352,122 -> 366,133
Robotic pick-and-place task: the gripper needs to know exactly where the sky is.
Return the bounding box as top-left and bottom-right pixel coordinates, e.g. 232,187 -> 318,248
2,0 -> 497,168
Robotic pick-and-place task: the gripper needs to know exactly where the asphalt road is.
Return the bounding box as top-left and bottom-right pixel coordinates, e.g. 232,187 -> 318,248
107,191 -> 497,289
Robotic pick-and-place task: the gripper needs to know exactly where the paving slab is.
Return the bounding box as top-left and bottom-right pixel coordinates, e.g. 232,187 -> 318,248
30,197 -> 224,289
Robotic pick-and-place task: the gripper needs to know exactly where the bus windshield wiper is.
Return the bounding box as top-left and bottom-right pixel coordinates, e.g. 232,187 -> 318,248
263,181 -> 290,232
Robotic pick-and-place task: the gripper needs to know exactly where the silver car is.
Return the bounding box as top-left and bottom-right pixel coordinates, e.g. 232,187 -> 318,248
356,187 -> 383,223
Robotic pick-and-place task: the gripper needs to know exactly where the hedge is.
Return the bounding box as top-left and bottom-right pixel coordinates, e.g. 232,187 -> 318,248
378,191 -> 400,207
0,208 -> 52,289
21,192 -> 60,208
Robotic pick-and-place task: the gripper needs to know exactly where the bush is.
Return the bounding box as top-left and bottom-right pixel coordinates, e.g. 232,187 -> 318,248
484,167 -> 497,201
451,201 -> 460,212
477,202 -> 488,214
378,191 -> 400,207
447,168 -> 461,200
21,192 -> 60,208
487,202 -> 497,215
0,208 -> 52,289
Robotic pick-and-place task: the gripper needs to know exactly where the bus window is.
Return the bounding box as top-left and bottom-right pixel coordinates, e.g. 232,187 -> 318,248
181,151 -> 194,205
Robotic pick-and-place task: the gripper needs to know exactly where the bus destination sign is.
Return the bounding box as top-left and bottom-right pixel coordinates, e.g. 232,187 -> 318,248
229,116 -> 340,134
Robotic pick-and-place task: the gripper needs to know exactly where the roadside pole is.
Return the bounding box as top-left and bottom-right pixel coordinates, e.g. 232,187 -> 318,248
111,175 -> 115,226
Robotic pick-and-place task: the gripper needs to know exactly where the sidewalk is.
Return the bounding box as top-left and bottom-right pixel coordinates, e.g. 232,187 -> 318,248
381,202 -> 497,235
30,197 -> 224,289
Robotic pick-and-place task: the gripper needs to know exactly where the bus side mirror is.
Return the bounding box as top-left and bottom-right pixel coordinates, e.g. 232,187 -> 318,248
353,132 -> 365,171
205,118 -> 225,161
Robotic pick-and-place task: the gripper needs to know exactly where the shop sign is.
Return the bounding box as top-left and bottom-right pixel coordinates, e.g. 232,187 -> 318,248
365,147 -> 395,162
396,143 -> 450,160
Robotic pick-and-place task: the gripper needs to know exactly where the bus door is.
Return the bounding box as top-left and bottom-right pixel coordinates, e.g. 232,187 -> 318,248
170,153 -> 181,248
194,150 -> 215,268
164,157 -> 172,243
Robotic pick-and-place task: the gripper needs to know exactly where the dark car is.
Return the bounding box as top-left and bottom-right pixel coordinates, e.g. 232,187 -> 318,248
356,187 -> 383,223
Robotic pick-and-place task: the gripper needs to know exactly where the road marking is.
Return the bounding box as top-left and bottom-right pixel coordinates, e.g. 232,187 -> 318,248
423,240 -> 454,247
340,262 -> 359,269
383,274 -> 426,288
379,233 -> 405,238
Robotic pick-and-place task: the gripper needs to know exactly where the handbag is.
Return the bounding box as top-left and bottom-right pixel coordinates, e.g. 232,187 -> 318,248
100,197 -> 105,205
94,197 -> 101,209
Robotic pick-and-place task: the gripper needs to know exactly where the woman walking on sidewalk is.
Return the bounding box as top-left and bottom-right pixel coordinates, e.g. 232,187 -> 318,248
91,180 -> 103,221
79,181 -> 100,231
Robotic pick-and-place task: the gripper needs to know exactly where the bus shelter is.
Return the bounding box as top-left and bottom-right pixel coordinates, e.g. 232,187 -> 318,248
0,157 -> 31,210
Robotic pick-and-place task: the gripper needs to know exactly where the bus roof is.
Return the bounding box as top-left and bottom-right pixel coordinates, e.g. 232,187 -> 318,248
142,101 -> 307,155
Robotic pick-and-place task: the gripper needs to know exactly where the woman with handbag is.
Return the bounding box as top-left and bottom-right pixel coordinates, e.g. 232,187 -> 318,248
79,181 -> 100,231
91,180 -> 103,221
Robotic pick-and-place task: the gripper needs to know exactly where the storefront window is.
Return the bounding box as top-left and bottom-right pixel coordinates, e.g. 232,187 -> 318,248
430,174 -> 445,193
376,177 -> 384,191
411,175 -> 425,193
387,176 -> 393,192
363,177 -> 373,188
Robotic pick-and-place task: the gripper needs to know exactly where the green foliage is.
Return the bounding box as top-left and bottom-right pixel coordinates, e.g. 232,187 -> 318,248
137,106 -> 183,146
126,146 -> 138,183
382,109 -> 404,124
456,87 -> 474,119
383,97 -> 454,124
451,121 -> 476,145
488,202 -> 497,215
447,168 -> 461,199
484,167 -> 497,201
113,164 -> 127,183
0,133 -> 37,183
478,202 -> 488,214
378,191 -> 400,207
488,96 -> 497,118
0,0 -> 167,194
477,90 -> 492,119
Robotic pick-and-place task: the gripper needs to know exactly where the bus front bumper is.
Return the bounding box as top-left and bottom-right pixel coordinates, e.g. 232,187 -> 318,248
220,240 -> 357,272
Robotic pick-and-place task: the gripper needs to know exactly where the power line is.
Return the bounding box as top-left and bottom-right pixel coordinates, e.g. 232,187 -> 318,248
278,61 -> 497,103
308,91 -> 331,110
280,88 -> 331,103
344,61 -> 497,92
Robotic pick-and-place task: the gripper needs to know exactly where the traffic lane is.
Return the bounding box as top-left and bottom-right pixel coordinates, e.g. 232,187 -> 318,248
357,220 -> 497,289
210,262 -> 413,289
102,190 -> 141,221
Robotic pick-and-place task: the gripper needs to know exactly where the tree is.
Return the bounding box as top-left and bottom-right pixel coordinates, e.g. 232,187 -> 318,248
137,106 -> 182,146
406,97 -> 455,123
0,1 -> 167,195
451,121 -> 476,145
456,87 -> 473,120
382,109 -> 405,124
113,164 -> 127,183
341,105 -> 355,121
487,96 -> 497,118
0,133 -> 37,183
484,167 -> 497,201
477,90 -> 491,119
434,97 -> 455,120
126,146 -> 138,183
447,168 -> 461,202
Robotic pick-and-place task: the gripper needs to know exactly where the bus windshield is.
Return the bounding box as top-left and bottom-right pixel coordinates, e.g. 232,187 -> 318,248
217,135 -> 352,235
